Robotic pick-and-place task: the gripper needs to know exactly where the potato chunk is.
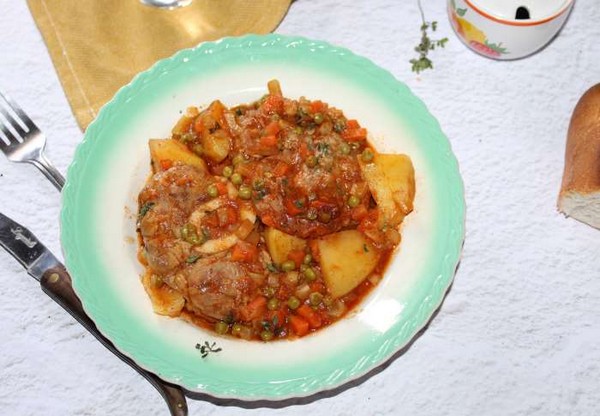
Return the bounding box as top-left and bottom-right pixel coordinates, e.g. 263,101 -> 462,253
195,100 -> 231,163
149,139 -> 207,173
359,152 -> 415,226
141,273 -> 185,317
201,130 -> 230,163
377,154 -> 415,216
314,230 -> 380,298
264,227 -> 307,265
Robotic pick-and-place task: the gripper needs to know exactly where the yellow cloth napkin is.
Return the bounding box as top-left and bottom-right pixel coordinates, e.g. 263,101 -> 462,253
27,0 -> 292,129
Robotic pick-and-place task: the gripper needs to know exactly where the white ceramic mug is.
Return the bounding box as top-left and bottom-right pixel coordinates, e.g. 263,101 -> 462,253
448,0 -> 574,59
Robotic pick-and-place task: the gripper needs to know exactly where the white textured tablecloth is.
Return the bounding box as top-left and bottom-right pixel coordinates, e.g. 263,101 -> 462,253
1,1 -> 600,415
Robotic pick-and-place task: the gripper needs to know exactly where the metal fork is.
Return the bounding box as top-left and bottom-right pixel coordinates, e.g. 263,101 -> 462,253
0,92 -> 65,190
0,92 -> 189,414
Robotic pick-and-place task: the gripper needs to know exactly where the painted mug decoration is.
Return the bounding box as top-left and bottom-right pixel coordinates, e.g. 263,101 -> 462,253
448,0 -> 574,59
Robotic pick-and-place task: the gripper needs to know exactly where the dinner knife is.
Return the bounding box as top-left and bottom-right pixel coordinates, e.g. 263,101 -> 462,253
0,212 -> 188,416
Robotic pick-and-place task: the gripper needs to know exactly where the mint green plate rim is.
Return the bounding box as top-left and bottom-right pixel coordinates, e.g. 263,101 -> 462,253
60,34 -> 465,400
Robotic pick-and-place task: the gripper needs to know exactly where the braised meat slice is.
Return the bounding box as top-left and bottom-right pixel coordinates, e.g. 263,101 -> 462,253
138,164 -> 211,275
173,258 -> 257,322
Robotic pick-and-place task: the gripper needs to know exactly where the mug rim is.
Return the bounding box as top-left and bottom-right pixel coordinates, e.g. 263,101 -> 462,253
464,0 -> 574,26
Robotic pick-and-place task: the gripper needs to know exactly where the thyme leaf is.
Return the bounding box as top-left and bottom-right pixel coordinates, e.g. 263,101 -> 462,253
138,202 -> 155,221
186,254 -> 200,264
410,0 -> 449,74
195,341 -> 222,358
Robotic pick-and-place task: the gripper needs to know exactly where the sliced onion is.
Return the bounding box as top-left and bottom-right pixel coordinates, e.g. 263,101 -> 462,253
216,206 -> 229,226
235,219 -> 255,240
223,112 -> 242,135
194,234 -> 239,254
295,283 -> 311,300
267,274 -> 280,288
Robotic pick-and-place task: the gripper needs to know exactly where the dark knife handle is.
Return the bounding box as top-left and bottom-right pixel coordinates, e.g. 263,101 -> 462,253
40,266 -> 188,416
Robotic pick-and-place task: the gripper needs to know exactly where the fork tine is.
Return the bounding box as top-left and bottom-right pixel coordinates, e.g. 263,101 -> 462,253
0,117 -> 20,145
0,92 -> 37,127
0,92 -> 36,136
0,106 -> 27,141
0,92 -> 64,190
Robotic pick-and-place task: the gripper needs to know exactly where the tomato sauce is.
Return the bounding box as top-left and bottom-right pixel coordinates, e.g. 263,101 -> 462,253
136,80 -> 413,341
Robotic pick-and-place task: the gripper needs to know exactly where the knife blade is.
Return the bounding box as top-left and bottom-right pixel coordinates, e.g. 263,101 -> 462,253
0,212 -> 62,280
0,212 -> 188,416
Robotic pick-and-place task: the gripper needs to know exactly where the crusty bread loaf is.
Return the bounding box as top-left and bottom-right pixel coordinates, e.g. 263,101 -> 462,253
558,83 -> 600,229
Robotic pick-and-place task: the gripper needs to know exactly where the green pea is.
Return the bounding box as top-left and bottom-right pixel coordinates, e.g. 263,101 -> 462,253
232,323 -> 243,336
318,211 -> 331,223
230,172 -> 243,186
305,155 -> 318,168
238,185 -> 252,200
309,292 -> 323,306
214,321 -> 229,335
333,120 -> 346,133
340,142 -> 351,155
287,296 -> 300,310
180,133 -> 194,143
303,267 -> 316,282
222,166 -> 233,178
232,154 -> 245,166
200,228 -> 211,242
207,184 -> 219,198
263,286 -> 276,298
303,254 -> 312,265
260,330 -> 274,342
181,223 -> 200,245
180,223 -> 192,240
281,260 -> 296,272
253,179 -> 265,190
347,195 -> 360,208
267,298 -> 280,311
192,144 -> 203,156
361,148 -> 374,162
313,113 -> 324,124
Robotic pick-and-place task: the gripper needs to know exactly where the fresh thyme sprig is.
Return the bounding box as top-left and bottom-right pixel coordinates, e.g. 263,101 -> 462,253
195,341 -> 222,358
410,0 -> 449,73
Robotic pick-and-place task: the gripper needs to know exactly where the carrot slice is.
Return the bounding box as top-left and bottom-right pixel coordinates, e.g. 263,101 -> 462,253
297,304 -> 322,328
310,100 -> 325,114
231,241 -> 258,263
289,315 -> 310,336
160,160 -> 173,170
261,214 -> 276,227
240,296 -> 267,321
226,206 -> 238,225
264,121 -> 281,136
287,249 -> 305,268
346,119 -> 360,129
273,161 -> 290,176
215,181 -> 228,195
260,135 -> 278,148
298,142 -> 310,159
309,282 -> 326,293
262,94 -> 284,114
285,198 -> 304,216
351,205 -> 368,221
342,128 -> 367,142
